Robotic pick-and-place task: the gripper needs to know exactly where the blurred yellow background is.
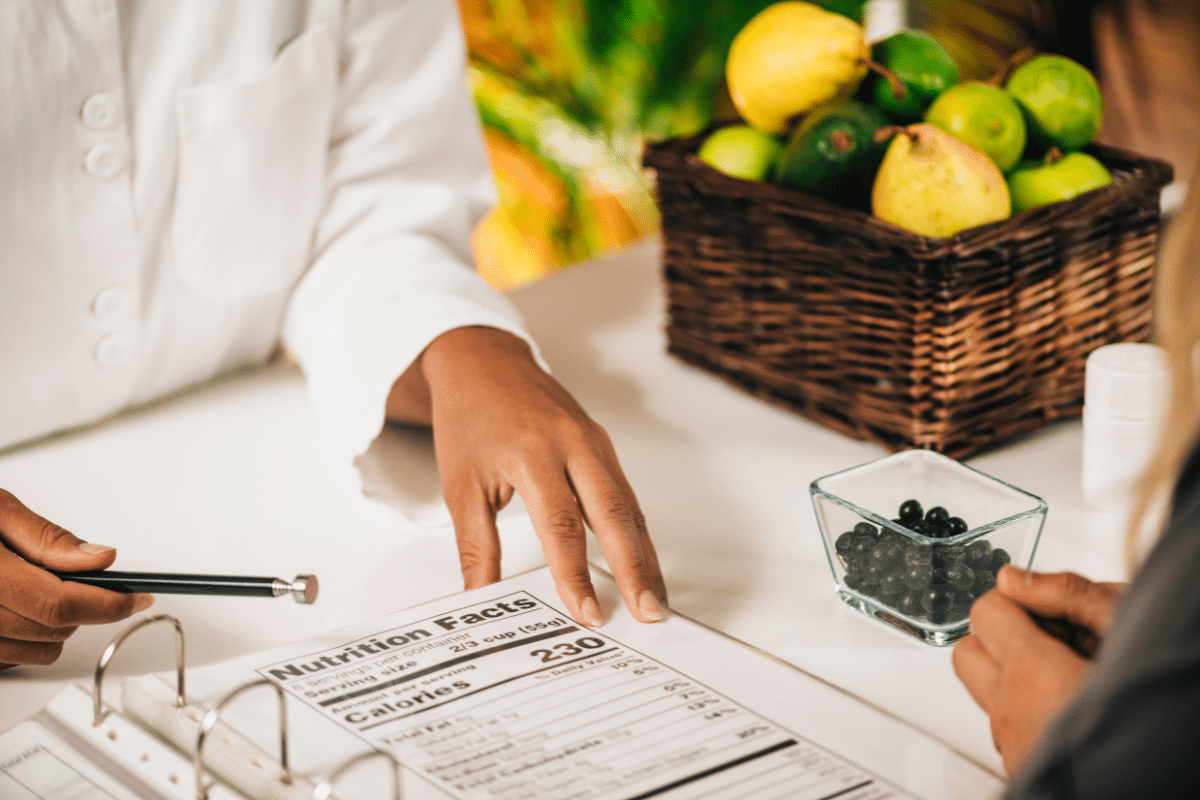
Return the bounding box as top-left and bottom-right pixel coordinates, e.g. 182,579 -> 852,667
459,0 -> 791,289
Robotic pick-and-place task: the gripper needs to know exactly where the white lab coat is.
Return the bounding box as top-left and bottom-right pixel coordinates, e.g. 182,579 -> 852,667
0,0 -> 535,460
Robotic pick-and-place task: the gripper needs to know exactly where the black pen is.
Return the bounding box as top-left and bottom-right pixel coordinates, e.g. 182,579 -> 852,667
50,570 -> 319,604
1029,612 -> 1099,658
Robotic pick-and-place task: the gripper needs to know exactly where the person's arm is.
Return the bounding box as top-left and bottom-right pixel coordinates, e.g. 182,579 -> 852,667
282,0 -> 665,626
951,566 -> 1122,773
387,326 -> 665,627
0,490 -> 152,666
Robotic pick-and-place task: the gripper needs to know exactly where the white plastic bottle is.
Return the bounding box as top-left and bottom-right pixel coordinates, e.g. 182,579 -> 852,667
1081,343 -> 1169,511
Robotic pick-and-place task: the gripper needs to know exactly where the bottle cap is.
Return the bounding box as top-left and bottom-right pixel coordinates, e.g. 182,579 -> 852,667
1084,343 -> 1169,421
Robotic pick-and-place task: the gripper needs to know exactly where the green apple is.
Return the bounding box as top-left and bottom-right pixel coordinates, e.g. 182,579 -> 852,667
697,125 -> 783,181
1007,150 -> 1113,213
1006,54 -> 1103,153
924,81 -> 1026,173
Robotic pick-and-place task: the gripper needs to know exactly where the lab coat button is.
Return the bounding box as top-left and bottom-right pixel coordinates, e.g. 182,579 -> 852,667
95,333 -> 133,368
84,143 -> 123,179
81,93 -> 119,130
92,287 -> 133,323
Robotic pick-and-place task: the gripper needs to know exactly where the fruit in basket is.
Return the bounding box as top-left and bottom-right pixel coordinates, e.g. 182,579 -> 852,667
697,125 -> 784,181
726,2 -> 869,134
866,30 -> 959,122
1005,54 -> 1103,153
872,123 -> 1010,238
924,81 -> 1026,172
773,99 -> 888,208
1007,148 -> 1113,213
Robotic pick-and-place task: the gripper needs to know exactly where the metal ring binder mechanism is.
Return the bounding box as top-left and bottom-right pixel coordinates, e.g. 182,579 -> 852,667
85,615 -> 403,799
312,750 -> 401,800
94,614 -> 186,726
194,680 -> 291,800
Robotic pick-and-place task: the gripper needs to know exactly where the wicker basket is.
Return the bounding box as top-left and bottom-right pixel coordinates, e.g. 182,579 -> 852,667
645,128 -> 1174,459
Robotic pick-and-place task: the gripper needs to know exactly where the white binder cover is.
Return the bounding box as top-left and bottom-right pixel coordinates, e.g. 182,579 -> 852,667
0,567 -> 1005,799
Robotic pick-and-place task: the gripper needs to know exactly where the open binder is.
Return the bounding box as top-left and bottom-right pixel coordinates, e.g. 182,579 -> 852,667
0,567 -> 1006,800
0,613 -> 398,800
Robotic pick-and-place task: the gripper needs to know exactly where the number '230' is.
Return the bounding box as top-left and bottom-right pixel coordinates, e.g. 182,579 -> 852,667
530,637 -> 606,662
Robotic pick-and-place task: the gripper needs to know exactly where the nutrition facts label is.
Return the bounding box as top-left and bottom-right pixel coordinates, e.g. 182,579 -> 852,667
257,591 -> 903,800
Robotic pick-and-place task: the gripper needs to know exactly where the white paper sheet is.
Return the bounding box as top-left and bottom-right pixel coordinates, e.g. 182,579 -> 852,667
0,721 -> 140,800
145,567 -> 1003,800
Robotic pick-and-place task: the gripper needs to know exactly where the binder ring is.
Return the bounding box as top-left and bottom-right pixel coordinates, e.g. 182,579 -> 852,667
194,678 -> 291,800
93,614 -> 185,726
311,750 -> 401,800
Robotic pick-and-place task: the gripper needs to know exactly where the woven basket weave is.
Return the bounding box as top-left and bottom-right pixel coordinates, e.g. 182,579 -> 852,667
645,128 -> 1174,459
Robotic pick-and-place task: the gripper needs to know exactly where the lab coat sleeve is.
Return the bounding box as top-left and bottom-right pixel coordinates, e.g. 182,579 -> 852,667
282,0 -> 543,461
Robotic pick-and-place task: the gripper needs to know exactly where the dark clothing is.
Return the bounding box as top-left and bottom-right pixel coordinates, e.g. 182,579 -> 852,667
1006,442 -> 1200,798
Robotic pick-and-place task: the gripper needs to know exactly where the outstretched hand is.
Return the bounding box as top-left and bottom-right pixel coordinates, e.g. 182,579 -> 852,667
387,326 -> 667,628
0,490 -> 153,666
952,567 -> 1124,773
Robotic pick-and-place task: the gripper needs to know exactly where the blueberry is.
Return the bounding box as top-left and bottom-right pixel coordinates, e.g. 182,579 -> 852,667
895,591 -> 924,618
965,539 -> 993,569
898,499 -> 923,523
904,564 -> 933,591
878,569 -> 906,596
879,528 -> 903,545
908,519 -> 928,535
951,591 -> 975,616
925,523 -> 949,539
925,506 -> 949,524
992,548 -> 1012,570
843,557 -> 864,576
945,562 -> 976,592
853,521 -> 878,537
973,569 -> 997,596
922,586 -> 954,614
851,534 -> 873,557
844,574 -> 863,592
903,545 -> 933,568
946,517 -> 969,535
861,561 -> 885,586
836,531 -> 855,554
931,567 -> 949,588
870,541 -> 905,569
936,544 -> 966,564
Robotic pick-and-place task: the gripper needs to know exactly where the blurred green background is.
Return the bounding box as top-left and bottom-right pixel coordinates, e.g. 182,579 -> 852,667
462,0 -> 1063,289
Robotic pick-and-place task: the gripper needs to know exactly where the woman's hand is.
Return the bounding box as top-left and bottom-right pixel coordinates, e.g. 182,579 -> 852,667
952,567 -> 1124,773
387,326 -> 666,628
0,490 -> 153,666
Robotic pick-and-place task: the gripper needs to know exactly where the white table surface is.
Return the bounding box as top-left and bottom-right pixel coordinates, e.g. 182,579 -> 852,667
0,238 -> 1131,782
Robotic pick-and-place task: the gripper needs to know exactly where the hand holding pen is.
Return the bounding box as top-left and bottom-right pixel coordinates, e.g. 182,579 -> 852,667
0,489 -> 317,669
951,567 -> 1125,774
0,489 -> 154,667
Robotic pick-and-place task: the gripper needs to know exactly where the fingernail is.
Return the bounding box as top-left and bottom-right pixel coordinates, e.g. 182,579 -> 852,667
79,543 -> 115,554
638,590 -> 664,622
580,596 -> 603,628
133,595 -> 155,613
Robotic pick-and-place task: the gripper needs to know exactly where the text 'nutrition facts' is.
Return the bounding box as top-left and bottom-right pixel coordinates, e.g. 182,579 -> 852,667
258,591 -> 904,800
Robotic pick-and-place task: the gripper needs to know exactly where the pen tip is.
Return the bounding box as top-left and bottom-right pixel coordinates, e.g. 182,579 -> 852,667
292,575 -> 319,605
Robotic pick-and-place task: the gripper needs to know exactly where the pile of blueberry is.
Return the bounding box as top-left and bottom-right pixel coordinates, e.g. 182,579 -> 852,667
834,499 -> 1011,624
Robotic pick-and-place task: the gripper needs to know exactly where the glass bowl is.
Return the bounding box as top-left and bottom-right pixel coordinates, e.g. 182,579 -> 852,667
810,449 -> 1047,646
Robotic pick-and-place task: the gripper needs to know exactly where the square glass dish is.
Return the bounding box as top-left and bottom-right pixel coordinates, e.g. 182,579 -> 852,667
810,450 -> 1047,646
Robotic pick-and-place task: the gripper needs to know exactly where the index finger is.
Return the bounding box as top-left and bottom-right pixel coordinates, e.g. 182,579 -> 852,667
967,589 -> 1050,665
0,547 -> 151,627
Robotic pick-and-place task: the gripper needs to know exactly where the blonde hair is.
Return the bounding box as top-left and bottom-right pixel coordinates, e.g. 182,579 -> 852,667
1128,179 -> 1200,566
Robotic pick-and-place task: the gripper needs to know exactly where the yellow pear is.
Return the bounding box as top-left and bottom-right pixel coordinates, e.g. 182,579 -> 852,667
726,2 -> 868,135
872,123 -> 1011,238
